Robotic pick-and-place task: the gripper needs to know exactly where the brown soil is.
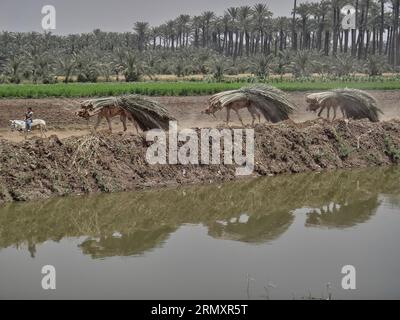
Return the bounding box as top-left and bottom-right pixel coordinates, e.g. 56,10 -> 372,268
0,90 -> 399,142
1,118 -> 400,204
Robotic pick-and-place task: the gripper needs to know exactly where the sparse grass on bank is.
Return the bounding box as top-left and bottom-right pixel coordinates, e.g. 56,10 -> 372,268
1,79 -> 400,98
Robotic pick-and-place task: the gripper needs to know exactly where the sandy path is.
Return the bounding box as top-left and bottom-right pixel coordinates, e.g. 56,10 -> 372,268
0,91 -> 399,142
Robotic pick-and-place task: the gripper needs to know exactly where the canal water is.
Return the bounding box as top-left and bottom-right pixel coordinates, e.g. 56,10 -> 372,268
0,167 -> 399,299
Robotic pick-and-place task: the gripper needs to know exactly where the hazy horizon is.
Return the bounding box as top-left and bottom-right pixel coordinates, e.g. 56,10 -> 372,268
0,0 -> 309,35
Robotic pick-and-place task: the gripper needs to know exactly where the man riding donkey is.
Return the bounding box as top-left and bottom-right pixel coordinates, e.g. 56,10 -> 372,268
25,107 -> 33,132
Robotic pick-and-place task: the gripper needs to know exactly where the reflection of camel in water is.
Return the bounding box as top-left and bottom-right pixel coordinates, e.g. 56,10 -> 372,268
305,196 -> 381,229
207,211 -> 294,244
79,226 -> 176,258
0,167 -> 399,259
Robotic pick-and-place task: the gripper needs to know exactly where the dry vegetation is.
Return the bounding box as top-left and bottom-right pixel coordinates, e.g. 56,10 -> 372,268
1,118 -> 400,204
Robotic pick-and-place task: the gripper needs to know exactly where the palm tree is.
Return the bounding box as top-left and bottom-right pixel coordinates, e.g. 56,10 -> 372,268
251,54 -> 274,80
7,55 -> 25,84
133,22 -> 149,52
364,54 -> 387,75
28,53 -> 55,84
176,14 -> 191,48
119,51 -> 150,82
225,7 -> 238,57
201,11 -> 216,48
75,53 -> 99,83
252,3 -> 272,54
0,55 -> 6,74
58,54 -> 77,83
209,57 -> 227,82
379,0 -> 386,55
330,53 -> 356,76
192,16 -> 202,48
238,6 -> 252,57
389,0 -> 400,66
296,3 -> 312,50
165,20 -> 176,50
291,50 -> 314,77
292,0 -> 298,51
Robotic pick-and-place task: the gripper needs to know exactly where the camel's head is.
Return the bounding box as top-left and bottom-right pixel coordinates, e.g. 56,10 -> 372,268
202,101 -> 220,118
80,99 -> 95,111
76,100 -> 95,119
306,94 -> 321,113
75,109 -> 91,120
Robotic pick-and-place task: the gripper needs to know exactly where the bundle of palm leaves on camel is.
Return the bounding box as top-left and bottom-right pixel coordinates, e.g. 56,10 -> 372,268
306,89 -> 384,122
76,94 -> 176,133
203,84 -> 297,126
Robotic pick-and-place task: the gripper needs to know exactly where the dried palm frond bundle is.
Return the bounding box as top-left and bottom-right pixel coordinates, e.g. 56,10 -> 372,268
207,84 -> 297,123
306,89 -> 383,122
80,95 -> 176,131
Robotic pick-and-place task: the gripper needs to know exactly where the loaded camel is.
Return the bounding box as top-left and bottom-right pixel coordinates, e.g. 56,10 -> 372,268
203,85 -> 297,126
76,95 -> 176,133
306,89 -> 383,122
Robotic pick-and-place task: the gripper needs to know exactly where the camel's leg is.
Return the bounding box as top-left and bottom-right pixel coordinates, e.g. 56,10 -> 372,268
341,107 -> 346,119
106,116 -> 112,133
120,114 -> 127,132
226,107 -> 231,125
248,106 -> 257,127
133,121 -> 139,134
317,106 -> 325,118
127,114 -> 139,134
234,109 -> 245,126
94,115 -> 103,131
332,107 -> 337,121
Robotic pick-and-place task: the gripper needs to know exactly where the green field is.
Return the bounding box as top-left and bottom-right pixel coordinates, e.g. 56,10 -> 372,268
1,80 -> 400,98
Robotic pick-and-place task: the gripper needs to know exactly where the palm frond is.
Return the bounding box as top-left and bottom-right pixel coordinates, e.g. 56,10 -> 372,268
81,95 -> 175,131
208,84 -> 297,123
307,89 -> 383,122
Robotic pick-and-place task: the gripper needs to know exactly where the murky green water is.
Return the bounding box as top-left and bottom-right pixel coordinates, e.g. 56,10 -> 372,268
0,167 -> 400,300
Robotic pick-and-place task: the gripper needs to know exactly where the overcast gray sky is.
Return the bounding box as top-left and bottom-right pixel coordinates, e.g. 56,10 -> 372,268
0,0 -> 309,34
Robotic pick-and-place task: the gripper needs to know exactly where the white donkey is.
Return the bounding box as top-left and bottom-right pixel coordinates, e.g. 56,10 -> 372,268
10,119 -> 47,137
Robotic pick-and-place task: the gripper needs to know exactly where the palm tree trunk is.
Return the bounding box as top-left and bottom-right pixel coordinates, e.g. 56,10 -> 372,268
292,0 -> 298,51
379,0 -> 385,55
392,0 -> 400,66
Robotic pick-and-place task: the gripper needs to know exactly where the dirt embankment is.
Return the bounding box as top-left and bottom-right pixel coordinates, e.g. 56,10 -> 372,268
1,119 -> 400,204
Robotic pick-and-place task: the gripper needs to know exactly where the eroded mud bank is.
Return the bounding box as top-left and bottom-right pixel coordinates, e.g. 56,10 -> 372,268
1,119 -> 399,204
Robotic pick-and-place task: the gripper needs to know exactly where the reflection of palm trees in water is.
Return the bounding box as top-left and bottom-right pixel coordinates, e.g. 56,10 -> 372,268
0,167 -> 399,258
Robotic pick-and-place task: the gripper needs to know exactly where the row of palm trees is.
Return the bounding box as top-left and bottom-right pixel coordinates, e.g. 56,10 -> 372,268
0,1 -> 399,84
132,0 -> 400,65
0,45 -> 390,84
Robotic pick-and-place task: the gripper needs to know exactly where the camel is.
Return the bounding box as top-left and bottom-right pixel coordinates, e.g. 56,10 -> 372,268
77,105 -> 139,133
306,97 -> 345,121
203,99 -> 262,126
306,89 -> 383,122
204,85 -> 296,126
76,95 -> 175,133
